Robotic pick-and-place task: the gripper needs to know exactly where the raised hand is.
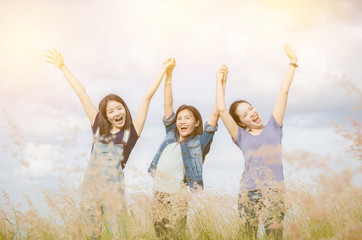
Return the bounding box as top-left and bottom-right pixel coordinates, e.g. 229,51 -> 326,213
284,44 -> 298,64
163,58 -> 176,74
217,65 -> 228,89
221,65 -> 228,89
45,48 -> 65,69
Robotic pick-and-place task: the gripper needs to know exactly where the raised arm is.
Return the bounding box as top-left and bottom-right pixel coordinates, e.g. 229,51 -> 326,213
207,104 -> 219,127
46,48 -> 98,125
164,58 -> 175,119
216,65 -> 239,140
272,44 -> 298,126
207,66 -> 225,127
133,58 -> 175,136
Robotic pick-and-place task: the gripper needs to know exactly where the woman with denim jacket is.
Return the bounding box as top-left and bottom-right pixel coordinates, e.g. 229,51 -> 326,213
46,48 -> 175,238
148,59 -> 226,239
216,45 -> 298,240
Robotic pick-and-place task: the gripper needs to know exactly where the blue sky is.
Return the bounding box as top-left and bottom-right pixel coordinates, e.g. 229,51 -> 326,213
0,0 -> 361,210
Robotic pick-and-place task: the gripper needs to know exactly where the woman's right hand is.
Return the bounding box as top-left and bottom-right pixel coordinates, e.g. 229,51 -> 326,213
45,48 -> 65,69
162,58 -> 176,74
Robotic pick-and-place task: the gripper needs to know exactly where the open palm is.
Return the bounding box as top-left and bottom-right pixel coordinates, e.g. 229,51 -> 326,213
45,48 -> 64,69
284,44 -> 298,63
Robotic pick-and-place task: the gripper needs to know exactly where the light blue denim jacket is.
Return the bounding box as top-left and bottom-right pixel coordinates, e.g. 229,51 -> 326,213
148,112 -> 218,190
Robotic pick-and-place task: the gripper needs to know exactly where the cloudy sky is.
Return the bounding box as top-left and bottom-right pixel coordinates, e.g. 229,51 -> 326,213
0,0 -> 361,209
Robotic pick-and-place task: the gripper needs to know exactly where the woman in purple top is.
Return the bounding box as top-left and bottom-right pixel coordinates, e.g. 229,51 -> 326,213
46,48 -> 174,238
216,44 -> 298,239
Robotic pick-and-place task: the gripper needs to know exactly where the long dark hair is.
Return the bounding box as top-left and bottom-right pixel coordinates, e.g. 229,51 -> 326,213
229,100 -> 251,129
98,94 -> 132,136
175,104 -> 203,138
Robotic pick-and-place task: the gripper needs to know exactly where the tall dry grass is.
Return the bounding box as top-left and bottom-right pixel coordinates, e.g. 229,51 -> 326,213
1,170 -> 361,240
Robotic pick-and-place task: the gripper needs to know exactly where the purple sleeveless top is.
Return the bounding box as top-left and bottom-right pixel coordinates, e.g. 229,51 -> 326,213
234,115 -> 284,191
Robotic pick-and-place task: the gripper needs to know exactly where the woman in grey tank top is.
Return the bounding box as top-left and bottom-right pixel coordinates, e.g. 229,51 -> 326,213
215,44 -> 298,239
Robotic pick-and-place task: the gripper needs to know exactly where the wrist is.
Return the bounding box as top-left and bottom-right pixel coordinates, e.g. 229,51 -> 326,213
60,64 -> 66,71
289,62 -> 298,68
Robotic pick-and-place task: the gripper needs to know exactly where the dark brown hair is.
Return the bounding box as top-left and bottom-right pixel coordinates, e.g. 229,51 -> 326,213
229,100 -> 251,129
98,94 -> 132,136
175,104 -> 203,137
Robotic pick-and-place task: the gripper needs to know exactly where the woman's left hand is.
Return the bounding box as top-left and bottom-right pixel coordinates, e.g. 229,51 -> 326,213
284,44 -> 298,64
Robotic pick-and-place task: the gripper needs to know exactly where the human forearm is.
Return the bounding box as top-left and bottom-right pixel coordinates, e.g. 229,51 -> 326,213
279,65 -> 296,94
216,75 -> 227,113
133,68 -> 166,136
164,72 -> 173,119
143,68 -> 166,101
207,104 -> 219,127
273,63 -> 298,125
60,65 -> 88,96
280,44 -> 298,94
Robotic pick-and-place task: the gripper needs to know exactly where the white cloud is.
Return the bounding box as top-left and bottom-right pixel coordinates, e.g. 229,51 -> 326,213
0,169 -> 9,180
14,142 -> 56,178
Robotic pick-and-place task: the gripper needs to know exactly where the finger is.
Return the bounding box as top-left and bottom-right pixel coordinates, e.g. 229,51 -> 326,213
284,44 -> 289,53
223,71 -> 228,78
52,47 -> 59,55
45,54 -> 54,60
47,50 -> 56,57
166,59 -> 173,66
46,60 -> 54,64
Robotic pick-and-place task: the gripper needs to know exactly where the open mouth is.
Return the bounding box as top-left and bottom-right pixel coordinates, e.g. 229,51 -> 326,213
180,125 -> 188,132
253,115 -> 260,123
115,116 -> 124,124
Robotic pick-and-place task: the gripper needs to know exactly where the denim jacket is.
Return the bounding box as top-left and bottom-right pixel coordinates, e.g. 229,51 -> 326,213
148,112 -> 217,190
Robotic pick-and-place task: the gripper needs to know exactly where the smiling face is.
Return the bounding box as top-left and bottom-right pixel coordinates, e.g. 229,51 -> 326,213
235,102 -> 264,130
106,100 -> 127,130
176,109 -> 200,141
